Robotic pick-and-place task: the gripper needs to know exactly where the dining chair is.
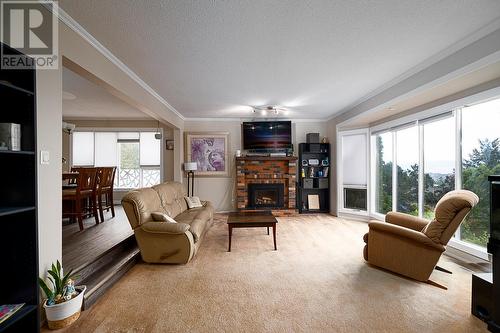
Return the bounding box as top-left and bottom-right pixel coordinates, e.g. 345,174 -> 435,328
96,166 -> 117,222
63,167 -> 99,231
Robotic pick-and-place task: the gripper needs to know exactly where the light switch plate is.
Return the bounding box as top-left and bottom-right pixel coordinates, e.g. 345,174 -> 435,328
40,150 -> 50,164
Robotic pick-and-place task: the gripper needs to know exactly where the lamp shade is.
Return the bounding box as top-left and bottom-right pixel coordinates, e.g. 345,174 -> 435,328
184,162 -> 198,171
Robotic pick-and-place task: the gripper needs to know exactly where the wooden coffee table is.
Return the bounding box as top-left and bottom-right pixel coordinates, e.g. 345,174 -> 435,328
227,211 -> 278,252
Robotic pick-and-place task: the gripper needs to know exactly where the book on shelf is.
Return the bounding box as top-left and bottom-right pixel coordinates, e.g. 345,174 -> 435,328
0,304 -> 25,324
0,123 -> 21,151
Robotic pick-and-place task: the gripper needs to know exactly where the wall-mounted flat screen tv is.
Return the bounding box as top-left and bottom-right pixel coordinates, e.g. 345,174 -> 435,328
242,121 -> 292,150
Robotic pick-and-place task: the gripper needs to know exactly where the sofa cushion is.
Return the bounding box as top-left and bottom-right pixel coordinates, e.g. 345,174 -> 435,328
122,188 -> 163,229
151,211 -> 177,223
152,182 -> 188,217
188,218 -> 207,243
141,221 -> 189,234
175,203 -> 214,243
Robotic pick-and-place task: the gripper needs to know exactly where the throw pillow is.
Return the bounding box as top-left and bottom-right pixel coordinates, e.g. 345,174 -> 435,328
185,196 -> 203,209
151,211 -> 177,223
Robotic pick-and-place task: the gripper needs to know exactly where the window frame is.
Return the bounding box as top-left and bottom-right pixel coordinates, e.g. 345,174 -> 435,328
365,86 -> 500,260
337,128 -> 370,217
69,127 -> 164,190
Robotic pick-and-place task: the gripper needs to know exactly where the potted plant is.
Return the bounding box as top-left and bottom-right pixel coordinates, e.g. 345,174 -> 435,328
38,261 -> 86,329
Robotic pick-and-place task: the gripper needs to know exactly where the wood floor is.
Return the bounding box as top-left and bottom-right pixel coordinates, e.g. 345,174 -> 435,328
62,205 -> 134,271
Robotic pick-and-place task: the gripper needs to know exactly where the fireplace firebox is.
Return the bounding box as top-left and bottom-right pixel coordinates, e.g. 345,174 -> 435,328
248,183 -> 285,209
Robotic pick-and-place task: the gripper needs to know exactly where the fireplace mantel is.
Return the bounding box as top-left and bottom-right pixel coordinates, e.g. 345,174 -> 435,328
236,155 -> 298,214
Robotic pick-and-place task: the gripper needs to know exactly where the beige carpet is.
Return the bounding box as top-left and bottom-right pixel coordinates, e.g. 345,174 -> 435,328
54,214 -> 488,332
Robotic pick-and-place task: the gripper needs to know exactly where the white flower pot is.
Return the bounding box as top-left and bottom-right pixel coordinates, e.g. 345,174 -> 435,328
43,286 -> 86,330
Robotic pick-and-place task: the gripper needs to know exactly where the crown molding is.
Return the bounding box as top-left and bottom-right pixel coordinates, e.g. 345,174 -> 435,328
51,5 -> 185,121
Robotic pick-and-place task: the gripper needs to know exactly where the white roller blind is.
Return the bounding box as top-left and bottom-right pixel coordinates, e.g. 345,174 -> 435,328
117,132 -> 139,140
95,132 -> 118,166
342,133 -> 367,186
140,132 -> 160,166
72,132 -> 94,166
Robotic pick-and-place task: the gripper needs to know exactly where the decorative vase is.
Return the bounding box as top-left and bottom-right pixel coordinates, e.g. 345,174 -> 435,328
44,286 -> 86,330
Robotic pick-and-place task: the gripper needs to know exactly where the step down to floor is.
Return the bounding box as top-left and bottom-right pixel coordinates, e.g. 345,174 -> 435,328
72,235 -> 140,309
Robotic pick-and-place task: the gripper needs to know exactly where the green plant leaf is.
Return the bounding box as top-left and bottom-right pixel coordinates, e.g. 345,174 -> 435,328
38,277 -> 54,300
62,269 -> 74,287
47,276 -> 55,289
56,260 -> 62,277
48,270 -> 62,294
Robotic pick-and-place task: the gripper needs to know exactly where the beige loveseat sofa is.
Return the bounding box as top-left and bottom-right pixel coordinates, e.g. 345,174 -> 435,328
122,182 -> 214,264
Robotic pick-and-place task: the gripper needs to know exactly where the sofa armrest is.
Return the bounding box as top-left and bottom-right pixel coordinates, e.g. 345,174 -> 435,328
369,221 -> 445,252
141,221 -> 190,234
385,212 -> 430,231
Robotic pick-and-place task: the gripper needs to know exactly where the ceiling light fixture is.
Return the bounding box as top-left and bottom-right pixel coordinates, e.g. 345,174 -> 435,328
252,105 -> 289,116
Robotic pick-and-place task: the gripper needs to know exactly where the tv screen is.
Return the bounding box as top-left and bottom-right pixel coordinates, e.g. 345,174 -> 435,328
242,121 -> 292,150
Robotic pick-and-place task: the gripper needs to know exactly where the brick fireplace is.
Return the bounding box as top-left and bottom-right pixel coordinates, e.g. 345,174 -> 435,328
236,156 -> 298,214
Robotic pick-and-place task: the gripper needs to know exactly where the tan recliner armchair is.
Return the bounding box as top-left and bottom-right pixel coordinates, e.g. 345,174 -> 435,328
363,190 -> 479,285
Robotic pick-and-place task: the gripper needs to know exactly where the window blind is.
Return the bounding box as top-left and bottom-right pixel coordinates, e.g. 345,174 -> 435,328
72,132 -> 94,166
140,132 -> 161,166
342,134 -> 367,186
94,132 -> 118,166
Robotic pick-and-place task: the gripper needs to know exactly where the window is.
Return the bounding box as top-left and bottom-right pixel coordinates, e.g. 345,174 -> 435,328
460,98 -> 500,247
72,130 -> 162,189
374,132 -> 392,214
370,95 -> 500,256
396,125 -> 419,216
423,116 -> 455,218
339,130 -> 368,213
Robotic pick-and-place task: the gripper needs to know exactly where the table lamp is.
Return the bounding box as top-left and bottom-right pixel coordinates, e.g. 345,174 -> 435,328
184,162 -> 197,197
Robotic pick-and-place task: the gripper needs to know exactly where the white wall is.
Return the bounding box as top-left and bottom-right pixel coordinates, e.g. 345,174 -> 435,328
183,120 -> 328,211
327,118 -> 339,215
37,63 -> 63,275
36,19 -> 185,275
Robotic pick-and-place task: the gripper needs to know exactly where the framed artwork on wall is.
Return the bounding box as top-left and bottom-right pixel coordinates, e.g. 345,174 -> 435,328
184,132 -> 230,177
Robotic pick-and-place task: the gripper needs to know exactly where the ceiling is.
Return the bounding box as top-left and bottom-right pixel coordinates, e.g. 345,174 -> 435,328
341,60 -> 500,128
62,67 -> 151,119
59,0 -> 500,119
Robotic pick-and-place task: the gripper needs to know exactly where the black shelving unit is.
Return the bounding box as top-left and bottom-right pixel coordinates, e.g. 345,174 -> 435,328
297,143 -> 330,213
0,42 -> 39,333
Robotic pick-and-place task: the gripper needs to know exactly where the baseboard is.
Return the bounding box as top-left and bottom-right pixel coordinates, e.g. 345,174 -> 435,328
337,211 -> 371,222
445,246 -> 492,273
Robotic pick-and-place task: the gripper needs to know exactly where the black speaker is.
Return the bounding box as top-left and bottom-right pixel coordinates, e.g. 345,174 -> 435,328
472,273 -> 493,322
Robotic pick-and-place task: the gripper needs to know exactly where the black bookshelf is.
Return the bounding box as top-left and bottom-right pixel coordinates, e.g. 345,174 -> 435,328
297,143 -> 330,213
0,43 -> 39,333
